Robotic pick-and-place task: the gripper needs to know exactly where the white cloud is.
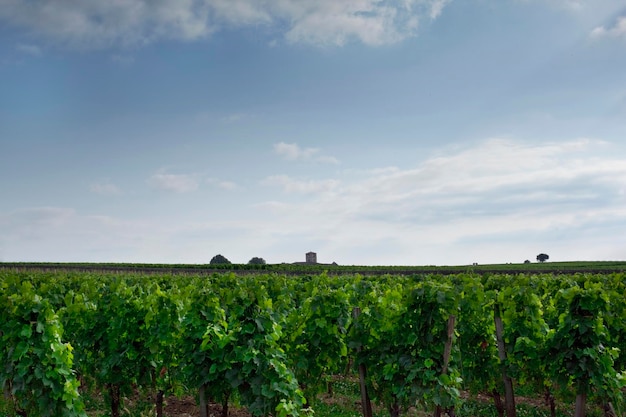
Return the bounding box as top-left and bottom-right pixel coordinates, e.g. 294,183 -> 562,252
148,173 -> 199,193
428,0 -> 450,19
0,207 -> 75,234
0,208 -> 166,262
273,142 -> 339,164
0,0 -> 214,48
209,0 -> 272,26
256,138 -> 626,263
341,138 -> 621,217
262,175 -> 340,194
274,142 -> 317,160
207,178 -> 239,190
4,138 -> 626,265
0,0 -> 450,48
281,2 -> 401,46
590,16 -> 626,39
90,182 -> 121,195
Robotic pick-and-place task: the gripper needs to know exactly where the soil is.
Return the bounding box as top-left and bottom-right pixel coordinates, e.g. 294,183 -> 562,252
86,382 -> 557,417
163,396 -> 251,417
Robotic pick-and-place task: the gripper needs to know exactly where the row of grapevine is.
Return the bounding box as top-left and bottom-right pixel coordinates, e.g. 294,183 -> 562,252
1,269 -> 626,417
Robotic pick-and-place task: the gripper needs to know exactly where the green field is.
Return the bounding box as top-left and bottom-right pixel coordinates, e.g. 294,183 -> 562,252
1,266 -> 625,417
3,260 -> 626,275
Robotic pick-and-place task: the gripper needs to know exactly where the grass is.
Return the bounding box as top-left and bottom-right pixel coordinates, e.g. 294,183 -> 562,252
311,376 -> 609,417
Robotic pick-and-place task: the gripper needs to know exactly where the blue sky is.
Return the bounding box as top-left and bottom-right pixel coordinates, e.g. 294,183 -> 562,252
1,0 -> 626,265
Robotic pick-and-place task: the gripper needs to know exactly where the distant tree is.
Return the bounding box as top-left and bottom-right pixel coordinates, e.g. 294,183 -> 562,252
524,260 -> 531,264
247,257 -> 266,265
536,253 -> 549,263
210,254 -> 231,265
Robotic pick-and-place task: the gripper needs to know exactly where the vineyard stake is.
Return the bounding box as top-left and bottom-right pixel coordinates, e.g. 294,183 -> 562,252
494,304 -> 516,417
353,307 -> 373,417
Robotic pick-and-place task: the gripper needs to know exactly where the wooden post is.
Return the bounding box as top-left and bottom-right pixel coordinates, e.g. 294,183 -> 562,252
442,315 -> 456,372
199,384 -> 208,417
492,389 -> 505,417
434,315 -> 456,417
353,307 -> 373,417
494,304 -> 516,417
574,393 -> 586,417
108,384 -> 121,417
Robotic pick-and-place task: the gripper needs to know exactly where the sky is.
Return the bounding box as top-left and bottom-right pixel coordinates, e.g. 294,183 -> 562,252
1,0 -> 626,266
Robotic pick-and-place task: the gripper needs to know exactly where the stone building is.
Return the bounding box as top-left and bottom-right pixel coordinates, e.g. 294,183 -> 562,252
306,251 -> 317,264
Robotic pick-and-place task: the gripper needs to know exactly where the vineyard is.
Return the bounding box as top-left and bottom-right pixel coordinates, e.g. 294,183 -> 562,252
1,268 -> 625,417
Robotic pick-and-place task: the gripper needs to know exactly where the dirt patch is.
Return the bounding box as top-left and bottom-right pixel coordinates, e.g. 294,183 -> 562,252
164,396 -> 251,417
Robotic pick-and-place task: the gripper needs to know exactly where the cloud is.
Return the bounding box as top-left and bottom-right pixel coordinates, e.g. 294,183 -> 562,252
148,173 -> 199,193
590,16 -> 626,39
90,182 -> 121,195
256,138 -> 626,263
262,175 -> 340,194
274,142 -> 317,160
273,142 -> 339,164
280,1 -> 411,46
0,207 -> 75,235
148,172 -> 238,193
207,178 -> 239,190
337,138 -> 621,222
15,43 -> 42,56
0,0 -> 214,48
428,0 -> 450,19
0,204 -> 287,263
3,138 -> 626,265
0,0 -> 450,48
0,208 -> 166,262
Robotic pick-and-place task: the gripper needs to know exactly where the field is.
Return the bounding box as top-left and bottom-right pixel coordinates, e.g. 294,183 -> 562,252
4,260 -> 626,275
1,263 -> 626,417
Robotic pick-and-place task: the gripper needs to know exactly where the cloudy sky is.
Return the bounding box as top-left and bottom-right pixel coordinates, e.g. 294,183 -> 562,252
1,0 -> 626,266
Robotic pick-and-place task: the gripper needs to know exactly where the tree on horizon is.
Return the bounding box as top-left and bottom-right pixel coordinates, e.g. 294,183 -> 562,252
247,257 -> 266,265
210,254 -> 231,265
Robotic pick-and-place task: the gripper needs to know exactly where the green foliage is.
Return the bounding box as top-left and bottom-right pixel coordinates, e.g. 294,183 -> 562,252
179,275 -> 306,416
248,257 -> 267,265
0,277 -> 86,417
547,282 -> 625,405
284,274 -> 352,402
455,274 -> 499,394
210,254 -> 232,265
61,276 -> 157,415
495,275 -> 551,386
3,268 -> 626,417
216,279 -> 305,417
350,277 -> 462,414
179,280 -> 231,405
536,254 -> 549,263
141,280 -> 185,398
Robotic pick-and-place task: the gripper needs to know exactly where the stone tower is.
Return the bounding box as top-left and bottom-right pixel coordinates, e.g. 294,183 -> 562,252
305,252 -> 317,264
